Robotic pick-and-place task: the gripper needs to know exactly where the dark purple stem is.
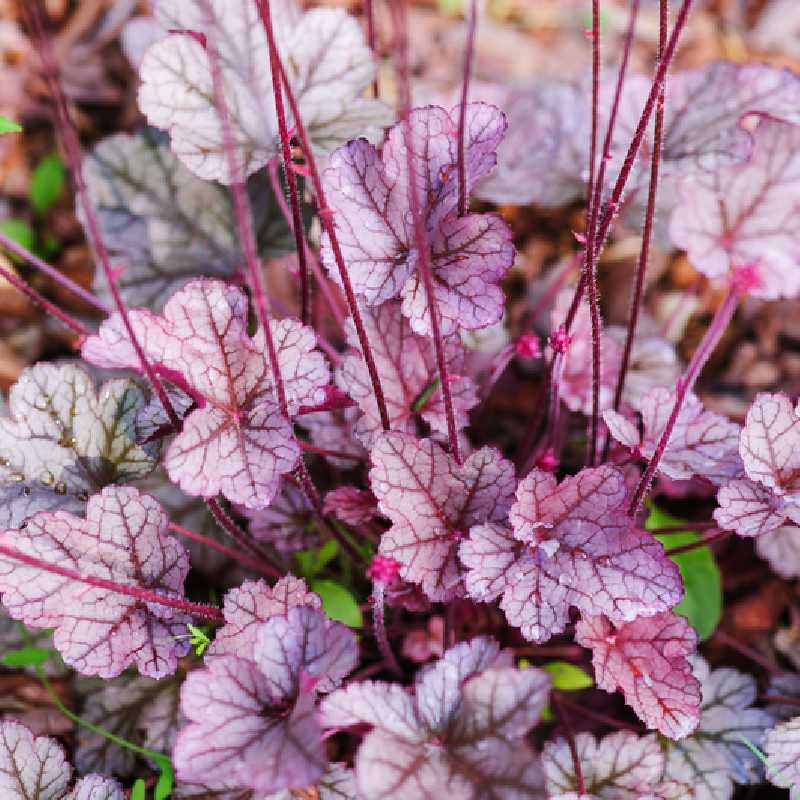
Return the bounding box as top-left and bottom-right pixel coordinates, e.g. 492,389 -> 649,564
392,0 -> 461,463
552,694 -> 586,794
371,581 -> 402,676
714,630 -> 778,675
0,230 -> 109,313
0,259 -> 89,336
201,0 -> 289,418
260,8 -> 391,431
254,1 -> 311,324
456,0 -> 477,217
628,285 -> 740,515
0,543 -> 224,623
664,530 -> 729,556
267,160 -> 346,327
584,0 -> 640,465
25,2 -> 179,429
168,522 -> 281,579
611,0 -> 667,417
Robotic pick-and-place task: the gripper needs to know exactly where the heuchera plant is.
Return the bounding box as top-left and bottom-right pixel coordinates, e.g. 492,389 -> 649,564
3,0 -> 800,797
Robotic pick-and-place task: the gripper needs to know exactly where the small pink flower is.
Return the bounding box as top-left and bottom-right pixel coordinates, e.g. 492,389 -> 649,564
515,334 -> 541,359
367,555 -> 401,586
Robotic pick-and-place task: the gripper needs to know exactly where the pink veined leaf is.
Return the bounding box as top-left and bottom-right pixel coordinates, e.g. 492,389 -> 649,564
754,524 -> 800,579
603,387 -> 742,484
320,637 -> 549,800
670,117 -> 800,300
370,431 -> 516,601
336,301 -> 478,446
764,716 -> 800,795
295,406 -> 366,469
81,279 -> 330,509
549,288 -> 622,416
714,477 -> 793,537
0,720 -> 124,800
0,485 -> 190,678
323,486 -> 379,526
543,731 -> 673,799
473,80 -> 590,207
243,480 -> 320,553
461,466 -> 682,643
320,104 -> 515,336
173,606 -> 357,797
575,612 -> 701,739
208,575 -> 321,661
740,392 -> 800,497
138,0 -> 389,183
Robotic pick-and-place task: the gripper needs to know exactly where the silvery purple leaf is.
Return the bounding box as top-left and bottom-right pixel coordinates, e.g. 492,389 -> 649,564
174,606 -> 356,796
139,0 -> 389,182
665,656 -> 774,799
0,364 -> 157,529
336,301 -> 477,446
370,432 -> 516,601
0,720 -> 70,799
465,466 -> 682,643
764,716 -> 800,796
755,524 -> 800,578
323,486 -> 379,526
208,576 -> 321,661
320,105 -> 514,336
67,777 -> 124,800
543,731 -> 670,798
321,637 -> 547,800
670,117 -> 800,300
603,387 -> 741,483
473,80 -> 589,207
82,279 -> 330,509
244,481 -> 319,553
714,477 -> 791,538
0,486 -> 190,678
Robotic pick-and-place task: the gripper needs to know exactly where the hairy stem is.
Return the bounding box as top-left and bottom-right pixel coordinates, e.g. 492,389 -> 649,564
168,522 -> 282,579
256,3 -> 391,431
371,581 -> 402,676
267,160 -> 347,328
392,0 -> 462,463
0,230 -> 109,313
584,0 -> 640,465
664,530 -> 728,556
611,0 -> 668,416
0,543 -> 224,622
457,0 -> 478,217
0,259 -> 90,336
24,2 -> 179,429
202,0 -> 289,418
628,285 -> 739,514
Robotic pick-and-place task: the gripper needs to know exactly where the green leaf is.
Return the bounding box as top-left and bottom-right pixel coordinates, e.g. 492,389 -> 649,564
187,624 -> 211,656
311,579 -> 363,628
296,538 -> 339,579
542,660 -> 594,691
153,755 -> 174,800
437,0 -> 464,14
1,646 -> 54,668
0,219 -> 35,254
411,377 -> 441,413
30,153 -> 66,214
0,116 -> 22,134
648,505 -> 722,641
131,779 -> 146,800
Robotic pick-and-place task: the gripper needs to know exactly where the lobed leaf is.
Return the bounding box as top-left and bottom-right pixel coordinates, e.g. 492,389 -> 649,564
764,716 -> 800,796
139,0 -> 389,183
670,117 -> 800,299
82,279 -> 329,509
336,301 -> 477,446
82,130 -> 295,310
462,466 -> 682,643
604,387 -> 741,484
320,105 -> 514,336
0,363 -> 157,529
370,432 -> 516,601
575,612 -> 701,739
0,486 -> 191,678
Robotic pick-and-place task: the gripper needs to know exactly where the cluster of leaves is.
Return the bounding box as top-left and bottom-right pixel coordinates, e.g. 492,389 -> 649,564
3,0 -> 800,798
